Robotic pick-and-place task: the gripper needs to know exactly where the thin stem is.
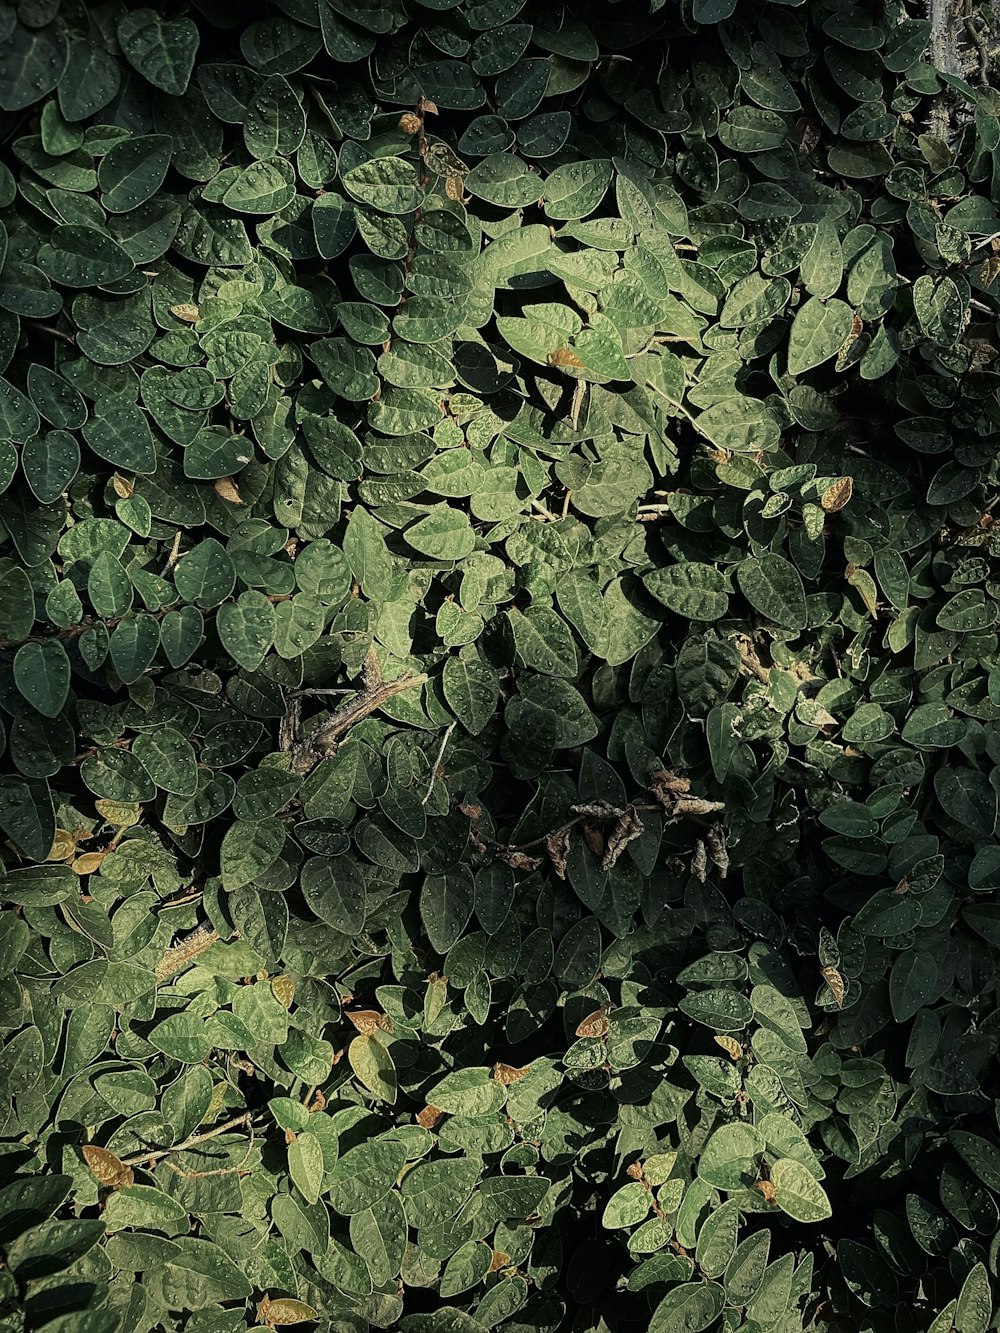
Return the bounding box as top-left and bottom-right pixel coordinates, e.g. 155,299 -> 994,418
121,1111 -> 260,1167
422,722 -> 456,805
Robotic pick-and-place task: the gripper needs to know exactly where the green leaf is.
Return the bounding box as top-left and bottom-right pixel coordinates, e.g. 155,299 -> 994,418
220,818 -> 286,890
770,1158 -> 832,1222
678,988 -> 754,1032
736,554 -> 807,630
288,1131 -> 325,1206
13,639 -> 70,717
217,591 -> 275,670
348,1033 -> 397,1104
343,157 -> 423,214
787,297 -> 855,375
173,538 -> 235,608
643,564 -> 730,621
651,1282 -> 725,1333
98,135 -> 173,214
82,397 -> 156,474
37,226 -> 135,288
117,9 -> 199,95
328,1137 -> 406,1214
132,727 -> 199,797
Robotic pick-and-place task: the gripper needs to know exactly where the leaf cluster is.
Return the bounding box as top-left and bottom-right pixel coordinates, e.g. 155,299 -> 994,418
2,1 -> 1000,1332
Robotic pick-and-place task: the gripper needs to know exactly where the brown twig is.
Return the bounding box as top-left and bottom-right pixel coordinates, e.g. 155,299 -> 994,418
290,648 -> 427,775
422,722 -> 456,805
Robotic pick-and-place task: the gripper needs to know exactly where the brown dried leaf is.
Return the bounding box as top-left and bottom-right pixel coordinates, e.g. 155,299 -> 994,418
496,847 -> 543,872
796,116 -> 821,156
673,796 -> 726,817
705,822 -> 729,878
691,840 -> 708,883
347,1009 -> 383,1036
112,473 -> 133,498
626,1161 -> 644,1181
582,824 -> 605,858
570,802 -> 625,818
891,876 -> 910,896
545,826 -> 571,881
601,807 -> 644,871
820,965 -> 846,1009
445,174 -> 464,202
547,347 -> 584,369
492,1062 -> 531,1085
417,96 -> 438,115
423,141 -> 468,178
82,1144 -> 133,1188
47,829 -> 80,861
416,1105 -> 444,1129
575,1007 -> 610,1039
95,800 -> 140,829
398,112 -> 422,135
489,1250 -> 512,1273
170,303 -> 200,323
213,476 -> 243,505
820,476 -> 853,513
753,1179 -> 777,1204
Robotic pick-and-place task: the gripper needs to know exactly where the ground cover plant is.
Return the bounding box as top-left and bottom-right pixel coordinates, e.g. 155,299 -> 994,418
2,0 -> 1000,1330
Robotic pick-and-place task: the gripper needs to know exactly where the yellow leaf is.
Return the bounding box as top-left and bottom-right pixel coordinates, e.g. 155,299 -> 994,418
271,975 -> 295,1008
257,1295 -> 319,1326
72,852 -> 106,875
170,303 -> 200,323
47,829 -> 79,861
95,800 -> 140,829
713,1035 -> 743,1060
348,1033 -> 396,1103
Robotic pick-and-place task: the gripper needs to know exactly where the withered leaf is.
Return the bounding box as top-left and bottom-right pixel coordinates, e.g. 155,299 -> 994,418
492,1062 -> 531,1085
213,476 -> 243,505
601,807 -> 644,870
575,1007 -> 610,1039
820,965 -> 846,1008
545,826 -> 571,880
820,476 -> 853,512
82,1144 -> 133,1188
714,1035 -> 743,1060
547,347 -> 584,369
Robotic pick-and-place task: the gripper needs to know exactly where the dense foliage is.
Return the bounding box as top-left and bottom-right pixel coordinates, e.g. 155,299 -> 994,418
2,0 -> 1000,1330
